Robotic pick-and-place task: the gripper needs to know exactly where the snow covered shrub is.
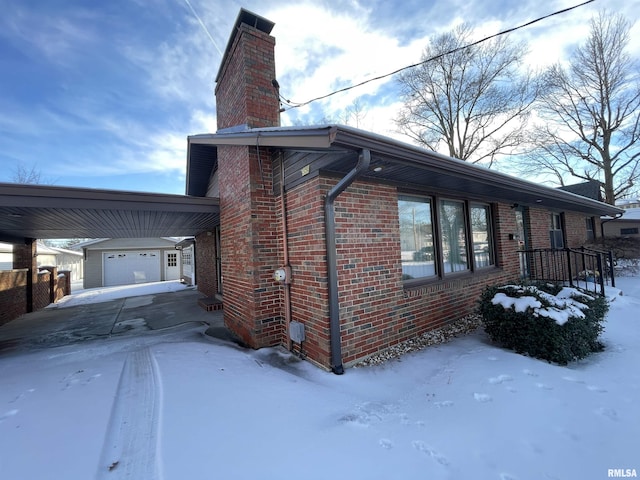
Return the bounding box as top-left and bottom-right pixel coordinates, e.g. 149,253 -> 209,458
478,282 -> 608,365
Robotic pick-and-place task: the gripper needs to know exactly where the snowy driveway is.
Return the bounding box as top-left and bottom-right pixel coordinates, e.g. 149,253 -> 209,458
1,278 -> 639,479
0,283 -> 221,353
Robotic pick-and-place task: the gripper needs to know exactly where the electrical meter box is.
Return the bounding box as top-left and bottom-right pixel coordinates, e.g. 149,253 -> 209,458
289,321 -> 306,343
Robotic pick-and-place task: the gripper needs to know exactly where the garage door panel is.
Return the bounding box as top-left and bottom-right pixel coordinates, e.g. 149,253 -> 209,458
103,250 -> 161,287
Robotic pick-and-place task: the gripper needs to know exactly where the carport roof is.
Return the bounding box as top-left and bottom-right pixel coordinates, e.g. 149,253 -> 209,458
0,183 -> 220,242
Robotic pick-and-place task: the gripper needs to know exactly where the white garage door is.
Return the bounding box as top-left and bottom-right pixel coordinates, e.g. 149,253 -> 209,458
103,250 -> 161,287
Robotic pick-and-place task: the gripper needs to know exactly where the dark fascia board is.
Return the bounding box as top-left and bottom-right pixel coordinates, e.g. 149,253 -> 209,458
186,125 -> 623,217
0,183 -> 219,212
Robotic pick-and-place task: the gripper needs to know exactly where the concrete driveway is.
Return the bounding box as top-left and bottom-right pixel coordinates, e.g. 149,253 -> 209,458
0,288 -> 231,353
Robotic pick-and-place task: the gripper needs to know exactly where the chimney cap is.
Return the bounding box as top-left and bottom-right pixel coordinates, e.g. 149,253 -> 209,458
234,8 -> 275,35
216,8 -> 275,83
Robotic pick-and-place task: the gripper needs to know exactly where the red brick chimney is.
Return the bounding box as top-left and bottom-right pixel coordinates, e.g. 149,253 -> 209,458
215,9 -> 280,130
214,9 -> 283,348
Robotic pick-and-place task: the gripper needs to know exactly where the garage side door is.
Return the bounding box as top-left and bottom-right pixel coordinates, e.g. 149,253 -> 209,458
103,250 -> 161,287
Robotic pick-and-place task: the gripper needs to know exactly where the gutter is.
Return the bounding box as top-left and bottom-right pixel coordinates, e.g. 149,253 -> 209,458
324,149 -> 371,375
600,211 -> 625,242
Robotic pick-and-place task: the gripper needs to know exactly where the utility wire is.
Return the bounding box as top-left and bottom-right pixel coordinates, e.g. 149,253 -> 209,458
279,0 -> 595,111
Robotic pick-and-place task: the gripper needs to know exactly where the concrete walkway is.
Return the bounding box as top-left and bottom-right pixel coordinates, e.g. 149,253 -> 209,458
0,288 -> 229,353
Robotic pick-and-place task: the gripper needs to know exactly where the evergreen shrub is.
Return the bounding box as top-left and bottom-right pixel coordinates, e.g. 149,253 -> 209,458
478,282 -> 608,365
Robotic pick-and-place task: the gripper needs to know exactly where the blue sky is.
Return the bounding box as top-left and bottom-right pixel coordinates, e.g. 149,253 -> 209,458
1,0 -> 638,194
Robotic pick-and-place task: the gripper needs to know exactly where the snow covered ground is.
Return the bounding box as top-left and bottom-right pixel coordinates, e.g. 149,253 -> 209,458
1,276 -> 639,480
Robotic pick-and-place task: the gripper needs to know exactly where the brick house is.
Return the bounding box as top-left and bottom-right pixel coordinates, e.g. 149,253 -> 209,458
183,9 -> 622,373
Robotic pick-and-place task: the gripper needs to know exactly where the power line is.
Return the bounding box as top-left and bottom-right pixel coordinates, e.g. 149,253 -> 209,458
279,0 -> 595,111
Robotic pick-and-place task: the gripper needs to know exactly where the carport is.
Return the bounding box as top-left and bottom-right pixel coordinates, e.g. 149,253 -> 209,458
0,183 -> 219,240
0,182 -> 219,320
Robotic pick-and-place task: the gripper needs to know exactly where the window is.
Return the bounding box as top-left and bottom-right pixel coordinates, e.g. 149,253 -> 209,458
440,200 -> 469,273
399,196 -> 436,280
550,213 -> 565,249
585,217 -> 595,241
621,227 -> 639,235
471,204 -> 495,268
167,252 -> 178,267
398,195 -> 495,282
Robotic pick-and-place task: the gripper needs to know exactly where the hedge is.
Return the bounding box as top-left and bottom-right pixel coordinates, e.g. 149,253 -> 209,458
478,282 -> 608,365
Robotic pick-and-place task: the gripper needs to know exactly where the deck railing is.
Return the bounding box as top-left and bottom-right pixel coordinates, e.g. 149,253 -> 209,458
518,247 -> 615,296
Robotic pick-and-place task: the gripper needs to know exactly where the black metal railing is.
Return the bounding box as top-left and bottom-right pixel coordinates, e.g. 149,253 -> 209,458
518,247 -> 615,296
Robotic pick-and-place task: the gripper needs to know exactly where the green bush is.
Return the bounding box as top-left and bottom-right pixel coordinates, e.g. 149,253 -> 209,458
478,282 -> 608,365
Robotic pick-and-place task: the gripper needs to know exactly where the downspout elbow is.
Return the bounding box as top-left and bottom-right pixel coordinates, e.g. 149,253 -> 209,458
325,149 -> 371,375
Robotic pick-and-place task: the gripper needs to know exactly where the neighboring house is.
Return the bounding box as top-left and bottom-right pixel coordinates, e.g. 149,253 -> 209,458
181,9 -> 621,373
0,242 -> 11,270
73,238 -> 182,289
603,207 -> 640,237
35,243 -> 84,281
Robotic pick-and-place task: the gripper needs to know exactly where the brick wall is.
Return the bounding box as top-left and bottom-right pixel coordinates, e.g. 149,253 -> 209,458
564,211 -> 590,247
526,207 -> 552,249
214,17 -> 284,349
195,232 -> 217,297
215,24 -> 279,130
217,145 -> 284,348
0,270 -> 28,326
33,270 -> 51,311
284,176 -> 523,368
0,258 -> 71,326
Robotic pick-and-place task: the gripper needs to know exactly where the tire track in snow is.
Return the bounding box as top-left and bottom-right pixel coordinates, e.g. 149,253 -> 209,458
97,347 -> 163,479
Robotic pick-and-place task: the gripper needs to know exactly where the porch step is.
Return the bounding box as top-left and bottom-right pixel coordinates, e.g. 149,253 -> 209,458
198,297 -> 223,312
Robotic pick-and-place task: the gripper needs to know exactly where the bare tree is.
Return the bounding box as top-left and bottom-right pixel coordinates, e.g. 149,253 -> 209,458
395,24 -> 538,166
338,98 -> 368,128
523,11 -> 640,205
12,162 -> 42,184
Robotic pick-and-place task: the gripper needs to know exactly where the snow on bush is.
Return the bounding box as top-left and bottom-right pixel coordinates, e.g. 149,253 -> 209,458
478,282 -> 608,365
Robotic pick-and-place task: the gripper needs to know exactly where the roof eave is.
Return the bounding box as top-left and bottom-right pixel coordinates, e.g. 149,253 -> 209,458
186,126 -> 623,217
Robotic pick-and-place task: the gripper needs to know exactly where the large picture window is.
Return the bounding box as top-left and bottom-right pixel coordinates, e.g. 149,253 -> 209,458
398,195 -> 495,282
398,196 -> 436,279
471,204 -> 494,268
440,200 -> 469,273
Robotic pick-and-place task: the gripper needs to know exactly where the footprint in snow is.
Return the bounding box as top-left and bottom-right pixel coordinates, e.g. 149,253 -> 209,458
489,374 -> 513,384
535,383 -> 553,390
434,400 -> 454,408
0,409 -> 19,422
412,440 -> 450,466
500,473 -> 518,480
587,385 -> 607,393
523,369 -> 538,377
595,407 -> 618,421
561,375 -> 585,384
474,393 -> 492,402
9,389 -> 35,404
379,438 -> 394,450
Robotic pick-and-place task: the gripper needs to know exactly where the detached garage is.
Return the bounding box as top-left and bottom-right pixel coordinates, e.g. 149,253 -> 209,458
74,238 -> 182,289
